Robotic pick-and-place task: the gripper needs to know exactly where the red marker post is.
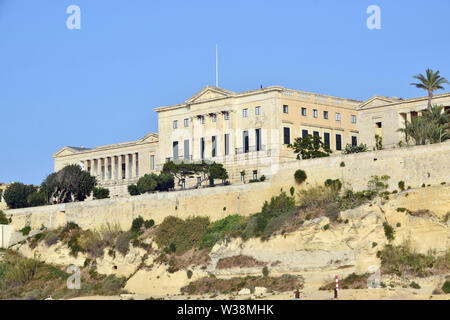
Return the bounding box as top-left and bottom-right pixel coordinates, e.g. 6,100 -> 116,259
334,276 -> 339,299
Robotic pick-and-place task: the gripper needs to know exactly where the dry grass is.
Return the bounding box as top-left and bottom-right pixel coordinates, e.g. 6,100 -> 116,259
216,255 -> 266,270
319,273 -> 369,290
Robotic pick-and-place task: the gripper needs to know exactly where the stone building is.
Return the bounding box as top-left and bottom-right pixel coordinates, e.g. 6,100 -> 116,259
358,93 -> 450,149
53,85 -> 449,197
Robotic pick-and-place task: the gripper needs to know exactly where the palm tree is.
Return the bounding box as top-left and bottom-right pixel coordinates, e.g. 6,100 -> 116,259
411,69 -> 449,110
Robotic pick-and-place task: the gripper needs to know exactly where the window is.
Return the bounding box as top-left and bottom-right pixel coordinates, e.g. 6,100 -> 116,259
253,170 -> 258,181
224,134 -> 230,156
336,134 -> 342,150
324,133 -> 330,148
301,107 -> 307,116
200,116 -> 205,124
243,131 -> 249,153
313,131 -> 319,137
173,120 -> 178,129
150,155 -> 155,170
224,111 -> 229,120
323,111 -> 329,119
283,127 -> 290,145
335,113 -> 341,121
313,109 -> 318,118
376,122 -> 382,128
302,129 -> 309,138
200,138 -> 205,159
243,108 -> 248,118
184,140 -> 190,160
255,128 -> 262,151
241,171 -> 245,183
351,115 -> 357,124
255,106 -> 261,115
352,136 -> 357,146
212,136 -> 216,157
212,113 -> 217,122
283,105 -> 288,113
184,118 -> 189,127
173,141 -> 179,160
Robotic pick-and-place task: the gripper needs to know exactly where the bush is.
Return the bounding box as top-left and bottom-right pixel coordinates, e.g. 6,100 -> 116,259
410,281 -> 421,289
144,219 -> 155,229
128,184 -> 140,196
262,266 -> 269,277
115,232 -> 134,256
442,281 -> 450,293
343,143 -> 368,154
137,174 -> 158,194
131,216 -> 145,234
324,179 -> 342,191
201,215 -> 245,248
294,170 -> 307,185
156,216 -> 210,254
102,275 -> 127,295
383,222 -> 395,241
289,186 -> 295,196
187,270 -> 193,279
21,226 -> 31,236
0,210 -> 9,225
3,183 -> 37,209
340,162 -> 345,167
93,187 -> 110,199
26,192 -> 47,207
259,175 -> 266,182
398,181 -> 405,191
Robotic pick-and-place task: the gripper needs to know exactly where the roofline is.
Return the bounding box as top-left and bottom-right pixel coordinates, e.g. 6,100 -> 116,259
358,91 -> 450,110
154,85 -> 361,112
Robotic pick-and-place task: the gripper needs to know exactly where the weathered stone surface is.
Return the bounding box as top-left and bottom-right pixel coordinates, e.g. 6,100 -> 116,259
95,245 -> 147,277
238,288 -> 251,295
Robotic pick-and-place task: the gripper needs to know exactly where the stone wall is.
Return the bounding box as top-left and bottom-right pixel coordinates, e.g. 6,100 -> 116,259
4,141 -> 450,232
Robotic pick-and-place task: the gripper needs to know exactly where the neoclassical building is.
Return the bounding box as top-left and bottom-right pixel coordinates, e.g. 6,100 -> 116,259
53,85 -> 449,197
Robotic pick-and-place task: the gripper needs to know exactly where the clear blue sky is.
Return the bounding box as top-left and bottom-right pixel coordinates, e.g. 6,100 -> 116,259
1,0 -> 449,185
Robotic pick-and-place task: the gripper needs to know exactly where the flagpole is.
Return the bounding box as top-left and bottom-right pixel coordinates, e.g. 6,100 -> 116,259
216,44 -> 219,87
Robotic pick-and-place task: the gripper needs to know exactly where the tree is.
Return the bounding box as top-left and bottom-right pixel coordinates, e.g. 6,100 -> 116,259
411,69 -> 449,110
288,134 -> 332,160
343,143 -> 367,154
3,183 -> 37,209
156,172 -> 175,191
41,164 -> 96,204
398,105 -> 449,145
128,184 -> 140,196
162,161 -> 228,188
93,187 -> 110,199
27,191 -> 48,207
136,174 -> 158,194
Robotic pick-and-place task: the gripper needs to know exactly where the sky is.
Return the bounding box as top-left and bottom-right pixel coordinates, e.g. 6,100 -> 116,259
0,0 -> 450,185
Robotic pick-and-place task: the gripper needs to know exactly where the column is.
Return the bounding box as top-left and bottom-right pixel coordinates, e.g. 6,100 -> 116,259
118,155 -> 123,181
104,157 -> 110,183
131,153 -> 137,179
125,154 -> 130,181
112,156 -> 117,181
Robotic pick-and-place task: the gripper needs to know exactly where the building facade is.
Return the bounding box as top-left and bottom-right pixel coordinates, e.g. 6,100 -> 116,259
53,85 -> 449,197
358,93 -> 450,149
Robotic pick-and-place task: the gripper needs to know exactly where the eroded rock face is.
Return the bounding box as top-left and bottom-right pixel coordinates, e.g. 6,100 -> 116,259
13,241 -> 86,267
95,245 -> 148,278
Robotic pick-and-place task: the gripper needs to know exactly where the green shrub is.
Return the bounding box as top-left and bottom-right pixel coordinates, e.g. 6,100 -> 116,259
442,281 -> 450,293
410,281 -> 421,289
3,183 -> 37,209
343,143 -> 368,154
289,186 -> 295,196
187,270 -> 193,279
144,219 -> 155,229
131,216 -> 145,234
442,212 -> 450,223
201,215 -> 244,248
398,181 -> 405,191
259,175 -> 266,182
26,192 -> 47,207
137,174 -> 158,194
156,216 -> 210,254
0,210 -> 9,225
372,242 -> 377,248
93,187 -> 110,199
21,226 -> 31,236
128,184 -> 140,196
383,222 -> 395,241
340,161 -> 346,167
294,170 -> 307,185
262,266 -> 269,277
324,179 -> 342,191
323,224 -> 330,231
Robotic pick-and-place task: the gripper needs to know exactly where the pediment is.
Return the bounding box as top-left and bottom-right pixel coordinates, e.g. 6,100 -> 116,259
186,86 -> 235,104
138,132 -> 159,144
358,96 -> 401,110
53,146 -> 88,158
